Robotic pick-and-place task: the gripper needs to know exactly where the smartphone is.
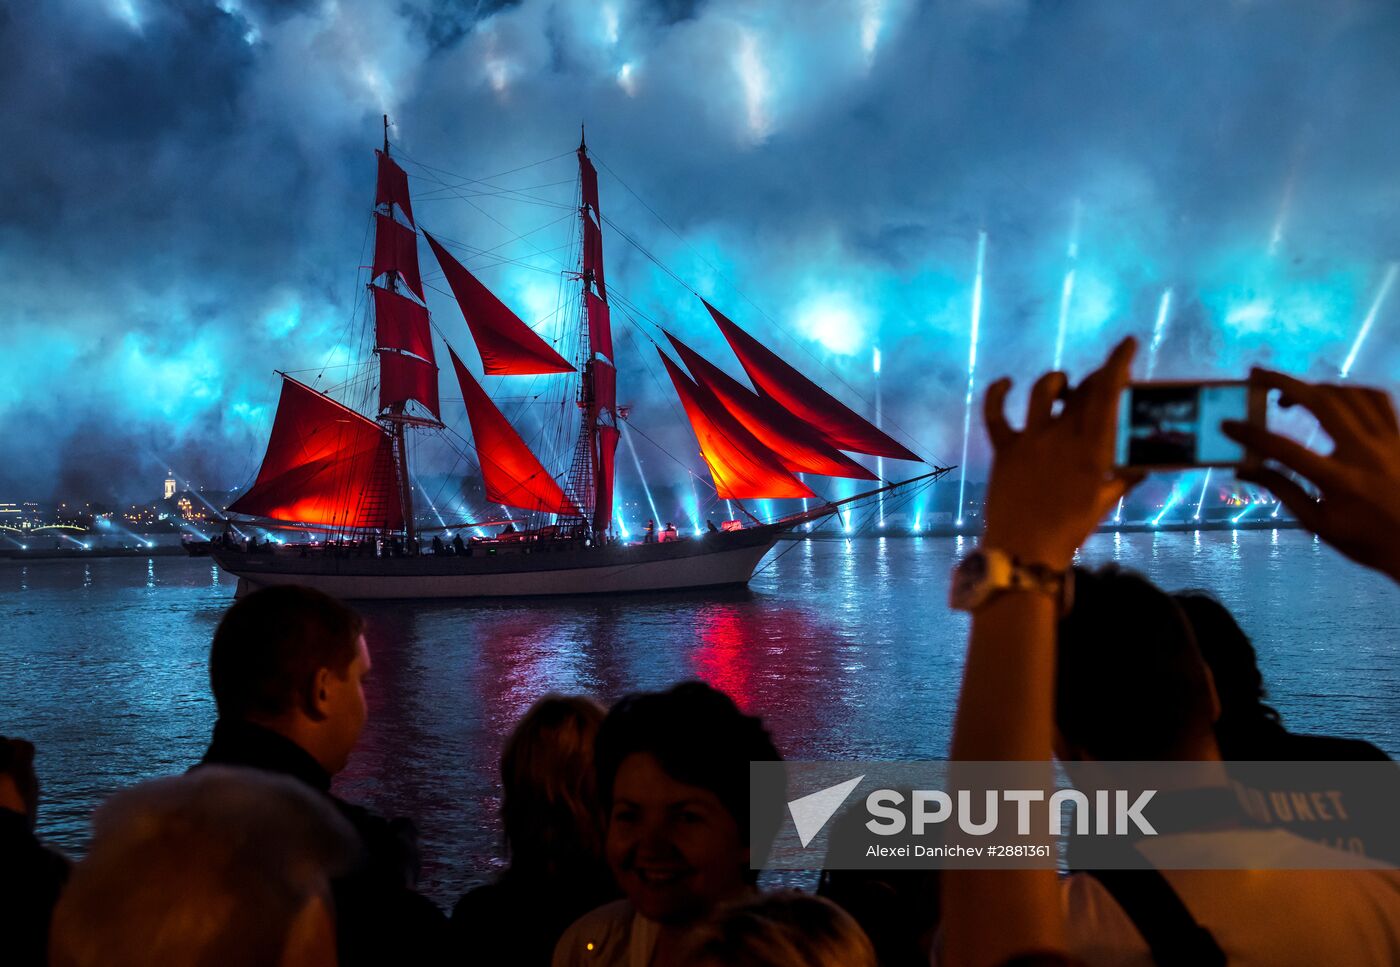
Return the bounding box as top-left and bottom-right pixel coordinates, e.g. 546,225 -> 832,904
1115,380 -> 1265,470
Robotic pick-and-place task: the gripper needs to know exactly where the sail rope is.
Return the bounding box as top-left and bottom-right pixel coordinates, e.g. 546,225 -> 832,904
378,145 -> 945,533
389,149 -> 831,519
391,144 -> 577,213
386,145 -> 948,475
412,176 -> 577,202
588,150 -> 947,469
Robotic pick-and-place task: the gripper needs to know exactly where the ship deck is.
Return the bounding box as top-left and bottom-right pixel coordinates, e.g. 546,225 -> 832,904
209,524 -> 789,599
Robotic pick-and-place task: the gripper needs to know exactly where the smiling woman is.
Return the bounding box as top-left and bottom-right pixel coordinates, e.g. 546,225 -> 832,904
552,681 -> 784,967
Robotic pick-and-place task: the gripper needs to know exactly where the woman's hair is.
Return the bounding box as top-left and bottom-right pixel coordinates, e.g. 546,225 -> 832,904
595,681 -> 785,879
501,694 -> 608,874
1172,590 -> 1283,754
680,891 -> 878,967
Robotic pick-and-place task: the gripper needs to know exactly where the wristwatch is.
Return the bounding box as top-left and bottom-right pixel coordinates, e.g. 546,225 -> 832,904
948,548 -> 1072,613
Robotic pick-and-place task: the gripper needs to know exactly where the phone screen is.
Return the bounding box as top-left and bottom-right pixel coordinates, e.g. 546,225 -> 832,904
1115,382 -> 1248,468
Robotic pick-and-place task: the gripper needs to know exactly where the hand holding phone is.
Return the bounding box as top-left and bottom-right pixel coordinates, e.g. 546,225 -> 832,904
1225,370 -> 1400,582
1115,381 -> 1266,470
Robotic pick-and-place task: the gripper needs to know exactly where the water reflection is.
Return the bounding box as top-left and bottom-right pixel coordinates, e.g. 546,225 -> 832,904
5,532 -> 1399,906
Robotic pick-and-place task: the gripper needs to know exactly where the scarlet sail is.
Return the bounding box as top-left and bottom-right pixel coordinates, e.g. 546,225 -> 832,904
375,150 -> 415,227
703,300 -> 920,462
449,348 -> 581,515
424,232 -> 574,376
372,213 -> 425,301
586,292 -> 613,361
664,332 -> 877,481
583,215 -> 606,301
372,286 -> 434,361
579,147 -> 600,218
593,358 -> 617,417
592,425 -> 620,536
658,350 -> 815,501
228,377 -> 403,529
379,351 -> 440,418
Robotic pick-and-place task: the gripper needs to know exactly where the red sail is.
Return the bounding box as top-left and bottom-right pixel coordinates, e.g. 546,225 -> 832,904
379,351 -> 440,418
228,377 -> 403,529
373,213 -> 425,301
372,286 -> 434,362
593,425 -> 620,535
583,214 -> 606,301
579,148 -> 600,218
449,348 -> 581,515
703,300 -> 920,461
593,358 -> 617,416
664,332 -> 877,481
423,232 -> 574,376
586,291 -> 613,361
375,150 -> 415,227
658,349 -> 815,501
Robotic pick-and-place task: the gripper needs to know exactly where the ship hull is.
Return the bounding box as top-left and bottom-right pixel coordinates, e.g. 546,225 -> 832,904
209,526 -> 785,600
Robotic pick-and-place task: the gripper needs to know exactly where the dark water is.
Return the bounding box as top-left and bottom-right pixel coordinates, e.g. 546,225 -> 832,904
2,531 -> 1398,906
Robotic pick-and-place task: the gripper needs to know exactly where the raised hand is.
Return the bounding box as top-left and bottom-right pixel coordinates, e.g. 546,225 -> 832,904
1224,370 -> 1400,583
981,337 -> 1143,570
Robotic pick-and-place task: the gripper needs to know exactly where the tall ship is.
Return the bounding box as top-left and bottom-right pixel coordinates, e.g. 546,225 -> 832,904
211,121 -> 950,598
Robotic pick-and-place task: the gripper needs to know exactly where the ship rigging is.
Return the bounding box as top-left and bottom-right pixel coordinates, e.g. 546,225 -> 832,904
210,119 -> 952,598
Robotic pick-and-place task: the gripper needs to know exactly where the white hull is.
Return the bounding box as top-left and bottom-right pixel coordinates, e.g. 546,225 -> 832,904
211,527 -> 783,600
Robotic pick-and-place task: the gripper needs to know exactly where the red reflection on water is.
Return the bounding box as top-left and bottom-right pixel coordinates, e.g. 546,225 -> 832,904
691,606 -> 755,710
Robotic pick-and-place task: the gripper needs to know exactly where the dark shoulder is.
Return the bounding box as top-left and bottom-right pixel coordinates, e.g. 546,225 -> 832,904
451,879 -> 510,924
1276,732 -> 1392,762
330,795 -> 424,888
0,811 -> 69,891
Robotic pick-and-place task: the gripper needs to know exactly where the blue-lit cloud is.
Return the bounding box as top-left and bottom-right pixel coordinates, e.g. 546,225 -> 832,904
1,0 -> 1398,503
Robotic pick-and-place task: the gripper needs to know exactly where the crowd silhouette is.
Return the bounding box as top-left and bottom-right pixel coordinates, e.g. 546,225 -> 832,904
4,346 -> 1400,965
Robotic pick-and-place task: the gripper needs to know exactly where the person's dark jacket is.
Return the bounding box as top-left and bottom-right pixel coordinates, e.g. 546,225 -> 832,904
451,861 -> 617,967
1219,720 -> 1391,763
198,719 -> 447,965
1220,722 -> 1400,864
0,808 -> 70,967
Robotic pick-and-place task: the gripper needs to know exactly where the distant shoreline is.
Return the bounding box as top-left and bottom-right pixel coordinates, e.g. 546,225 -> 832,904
0,518 -> 1305,560
787,518 -> 1303,540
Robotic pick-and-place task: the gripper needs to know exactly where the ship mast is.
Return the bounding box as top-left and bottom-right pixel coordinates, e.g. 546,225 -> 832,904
564,127 -> 619,539
379,114 -> 416,545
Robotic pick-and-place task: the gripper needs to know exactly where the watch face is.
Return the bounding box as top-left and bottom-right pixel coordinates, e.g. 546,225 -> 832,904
950,551 -> 989,610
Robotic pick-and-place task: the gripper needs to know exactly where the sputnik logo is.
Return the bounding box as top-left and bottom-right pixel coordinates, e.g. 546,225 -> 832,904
788,775 -> 864,847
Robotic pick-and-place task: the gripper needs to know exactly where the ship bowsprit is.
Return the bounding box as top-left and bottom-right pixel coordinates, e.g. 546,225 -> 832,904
209,525 -> 788,600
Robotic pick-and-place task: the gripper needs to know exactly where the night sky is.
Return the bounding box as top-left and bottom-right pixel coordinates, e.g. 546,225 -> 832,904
3,0 -> 1398,509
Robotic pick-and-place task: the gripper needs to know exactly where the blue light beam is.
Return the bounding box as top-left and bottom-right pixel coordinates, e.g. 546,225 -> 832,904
1341,262 -> 1398,379
621,423 -> 662,528
955,231 -> 987,527
874,345 -> 884,525
1192,468 -> 1212,521
1052,269 -> 1076,371
1051,202 -> 1081,371
1146,288 -> 1174,379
